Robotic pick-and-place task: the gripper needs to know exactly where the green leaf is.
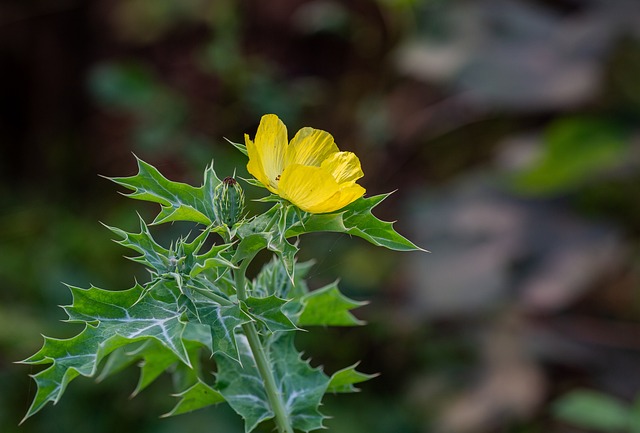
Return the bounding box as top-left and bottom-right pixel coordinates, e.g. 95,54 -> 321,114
287,194 -> 425,252
18,282 -> 193,421
63,283 -> 191,364
225,137 -> 247,156
187,297 -> 252,362
268,236 -> 298,281
215,335 -> 273,432
129,340 -> 183,396
273,205 -> 303,280
19,324 -> 100,422
270,335 -> 330,432
553,389 -> 631,432
188,268 -> 236,301
175,226 -> 213,263
190,243 -> 235,277
252,257 -> 292,299
234,231 -> 298,281
327,363 -> 378,393
234,233 -> 269,262
108,157 -> 220,225
98,338 -> 201,397
245,178 -> 269,188
298,282 -> 367,327
163,378 -> 225,417
215,334 -> 330,433
235,204 -> 300,279
104,215 -> 171,272
341,195 -> 424,251
96,345 -> 141,382
243,295 -> 297,332
107,217 -> 233,279
252,257 -> 312,299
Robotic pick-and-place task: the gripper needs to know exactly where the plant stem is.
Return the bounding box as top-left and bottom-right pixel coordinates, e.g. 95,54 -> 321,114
234,253 -> 294,433
190,285 -> 233,306
242,323 -> 293,433
263,202 -> 282,233
234,254 -> 254,302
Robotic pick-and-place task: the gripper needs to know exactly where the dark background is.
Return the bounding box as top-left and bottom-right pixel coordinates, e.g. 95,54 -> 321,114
2,0 -> 640,432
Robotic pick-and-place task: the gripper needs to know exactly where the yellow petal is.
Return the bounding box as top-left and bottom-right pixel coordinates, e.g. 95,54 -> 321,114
286,127 -> 339,168
306,183 -> 366,214
277,164 -> 341,213
250,114 -> 288,191
320,151 -> 364,185
245,133 -> 272,192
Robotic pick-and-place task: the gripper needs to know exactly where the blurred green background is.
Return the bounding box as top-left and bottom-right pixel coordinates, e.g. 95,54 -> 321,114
2,0 -> 640,432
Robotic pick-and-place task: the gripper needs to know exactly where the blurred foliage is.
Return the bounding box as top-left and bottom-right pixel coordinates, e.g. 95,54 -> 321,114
89,62 -> 189,152
2,0 -> 640,432
513,116 -> 631,195
553,389 -> 640,433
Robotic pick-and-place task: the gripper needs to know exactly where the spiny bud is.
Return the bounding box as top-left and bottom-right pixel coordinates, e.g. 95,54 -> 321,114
214,177 -> 245,227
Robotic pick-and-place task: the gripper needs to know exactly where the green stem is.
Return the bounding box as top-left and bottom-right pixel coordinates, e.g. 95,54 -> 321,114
242,323 -> 293,433
190,286 -> 233,306
234,251 -> 256,301
263,203 -> 282,233
234,253 -> 294,433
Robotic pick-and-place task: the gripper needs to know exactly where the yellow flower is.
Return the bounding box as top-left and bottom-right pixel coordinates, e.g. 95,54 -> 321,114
245,114 -> 365,214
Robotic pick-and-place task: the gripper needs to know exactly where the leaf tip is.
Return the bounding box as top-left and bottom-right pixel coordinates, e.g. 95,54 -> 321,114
19,413 -> 30,426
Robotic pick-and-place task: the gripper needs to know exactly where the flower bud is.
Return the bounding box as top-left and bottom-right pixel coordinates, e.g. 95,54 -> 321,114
214,177 -> 245,227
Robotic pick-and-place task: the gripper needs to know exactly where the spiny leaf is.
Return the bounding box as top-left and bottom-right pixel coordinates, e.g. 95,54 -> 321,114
233,233 -> 269,263
215,334 -> 330,433
342,194 -> 423,251
179,226 -> 211,254
21,328 -> 173,421
163,378 -> 225,417
267,235 -> 298,281
103,215 -> 171,272
225,137 -> 248,156
298,282 -> 367,327
243,295 -> 297,333
252,257 -> 292,299
327,363 -> 378,393
253,258 -> 316,321
215,335 -> 273,432
106,216 -> 233,278
287,194 -> 425,252
252,257 -> 313,299
20,324 -> 101,421
234,231 -> 298,281
97,345 -> 140,382
20,282 -> 196,421
108,157 -> 219,225
128,340 -> 184,397
97,339 -> 199,397
186,297 -> 252,362
243,177 -> 268,188
190,243 -> 235,277
269,334 -> 330,432
235,204 -> 300,279
63,282 -> 191,364
272,204 -> 300,280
